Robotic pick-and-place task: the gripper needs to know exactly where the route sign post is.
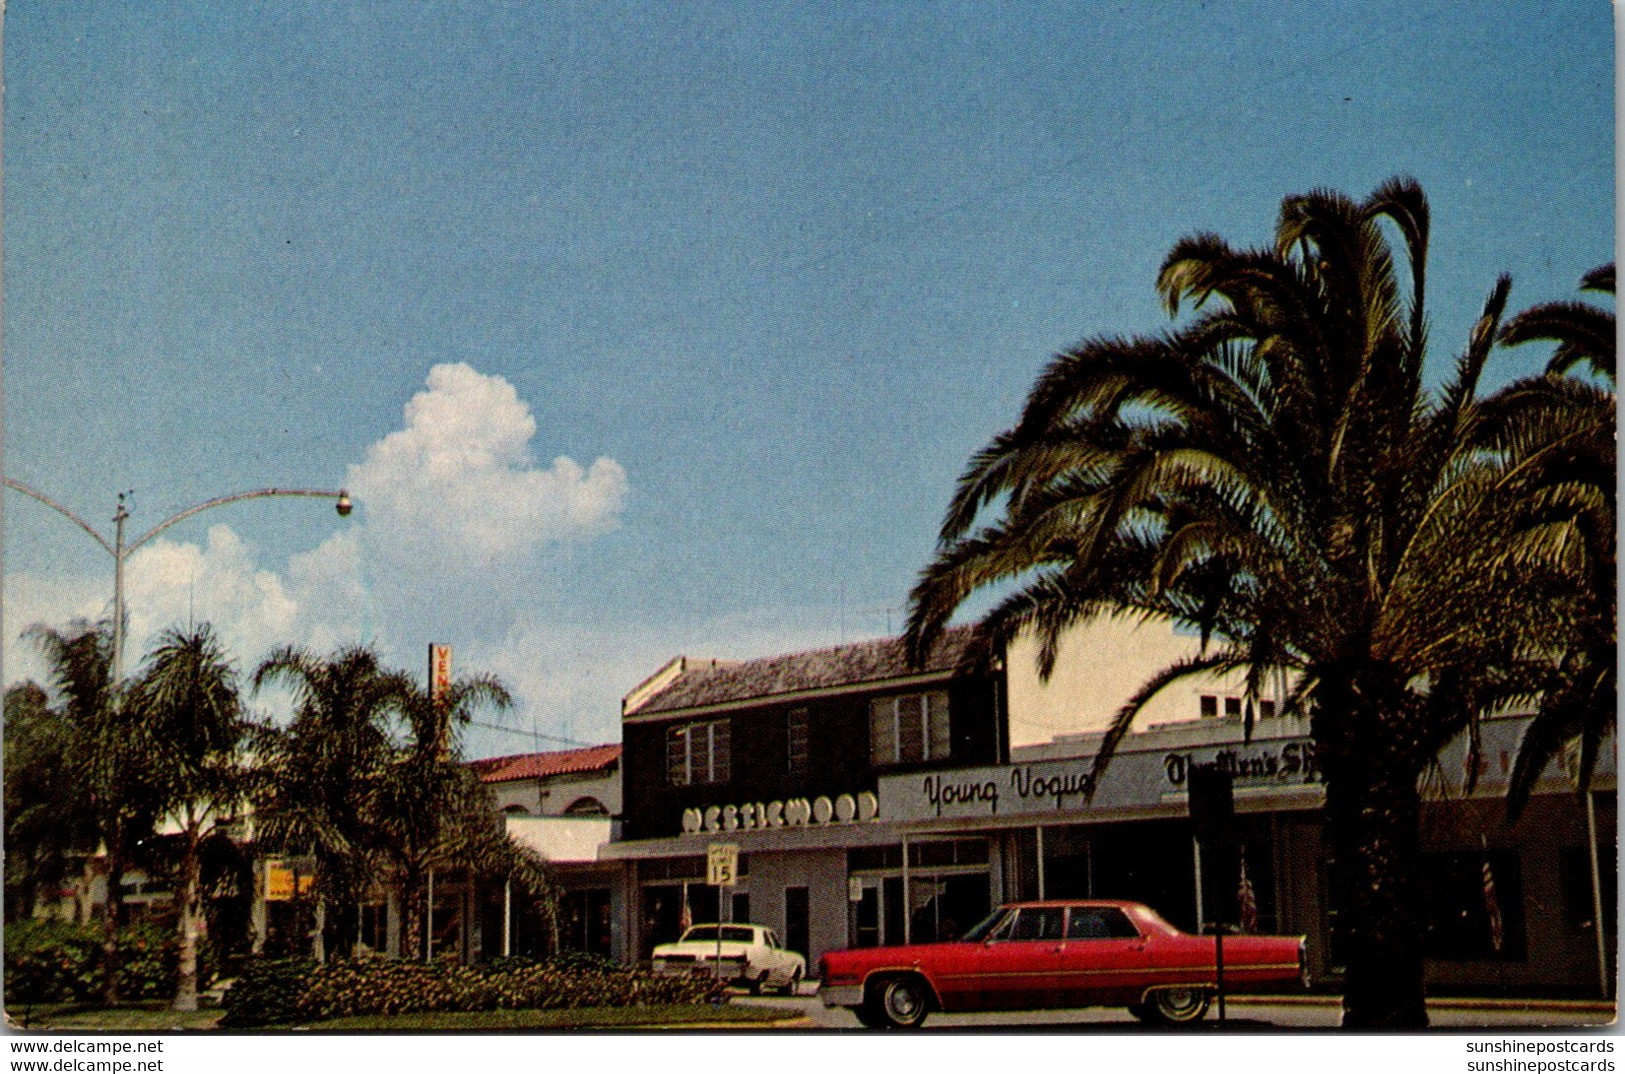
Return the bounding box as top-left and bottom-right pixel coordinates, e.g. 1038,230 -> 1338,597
707,843 -> 739,980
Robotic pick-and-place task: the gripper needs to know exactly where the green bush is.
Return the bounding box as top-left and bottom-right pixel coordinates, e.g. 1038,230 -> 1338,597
4,920 -> 102,1003
4,919 -> 213,1004
221,955 -> 727,1028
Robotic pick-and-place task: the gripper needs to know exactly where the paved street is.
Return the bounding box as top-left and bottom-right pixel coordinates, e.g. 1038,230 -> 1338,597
733,992 -> 1616,1031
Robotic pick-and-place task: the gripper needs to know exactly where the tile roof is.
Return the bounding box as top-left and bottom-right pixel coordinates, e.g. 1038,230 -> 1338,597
627,625 -> 979,716
470,743 -> 621,784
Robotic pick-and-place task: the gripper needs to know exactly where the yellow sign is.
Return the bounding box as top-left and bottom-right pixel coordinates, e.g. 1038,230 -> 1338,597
706,843 -> 739,887
264,859 -> 315,902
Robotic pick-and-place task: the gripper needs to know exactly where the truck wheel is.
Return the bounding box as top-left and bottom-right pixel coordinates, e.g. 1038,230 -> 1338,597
869,974 -> 931,1029
1135,987 -> 1210,1026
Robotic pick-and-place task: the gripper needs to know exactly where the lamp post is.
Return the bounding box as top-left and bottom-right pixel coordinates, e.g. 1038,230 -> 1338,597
3,479 -> 352,679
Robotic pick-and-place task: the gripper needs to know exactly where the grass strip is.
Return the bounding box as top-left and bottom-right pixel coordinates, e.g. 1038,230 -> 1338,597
291,1004 -> 801,1031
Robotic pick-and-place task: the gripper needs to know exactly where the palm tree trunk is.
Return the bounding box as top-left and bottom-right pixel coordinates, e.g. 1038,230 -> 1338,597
100,824 -> 125,1008
1318,692 -> 1430,1028
171,826 -> 203,1012
400,868 -> 424,961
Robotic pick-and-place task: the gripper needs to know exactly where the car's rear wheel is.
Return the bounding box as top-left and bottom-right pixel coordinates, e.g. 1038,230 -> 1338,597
777,967 -> 803,996
862,974 -> 931,1029
1131,986 -> 1211,1026
748,970 -> 770,996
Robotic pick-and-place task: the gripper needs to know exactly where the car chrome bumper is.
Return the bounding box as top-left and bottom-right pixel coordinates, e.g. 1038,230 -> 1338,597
820,984 -> 863,1008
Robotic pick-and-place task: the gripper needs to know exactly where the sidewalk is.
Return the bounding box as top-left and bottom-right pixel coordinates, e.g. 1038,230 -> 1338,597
1227,995 -> 1616,1015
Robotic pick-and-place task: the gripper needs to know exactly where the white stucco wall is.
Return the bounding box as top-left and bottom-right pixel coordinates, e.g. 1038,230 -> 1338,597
486,767 -> 622,818
1004,615 -> 1285,750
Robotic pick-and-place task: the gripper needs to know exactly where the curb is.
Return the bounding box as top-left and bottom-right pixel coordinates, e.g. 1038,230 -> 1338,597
1225,995 -> 1615,1014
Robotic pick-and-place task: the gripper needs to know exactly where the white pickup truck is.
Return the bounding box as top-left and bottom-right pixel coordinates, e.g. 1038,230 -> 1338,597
651,923 -> 806,995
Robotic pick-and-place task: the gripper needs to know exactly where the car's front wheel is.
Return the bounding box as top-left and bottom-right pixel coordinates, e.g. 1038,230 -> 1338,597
860,974 -> 932,1029
1130,986 -> 1211,1026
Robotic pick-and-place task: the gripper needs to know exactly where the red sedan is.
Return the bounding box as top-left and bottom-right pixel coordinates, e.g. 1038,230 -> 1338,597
818,899 -> 1307,1028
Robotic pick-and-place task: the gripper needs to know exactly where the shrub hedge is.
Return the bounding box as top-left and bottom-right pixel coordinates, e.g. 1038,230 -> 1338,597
220,955 -> 727,1028
4,919 -> 209,1004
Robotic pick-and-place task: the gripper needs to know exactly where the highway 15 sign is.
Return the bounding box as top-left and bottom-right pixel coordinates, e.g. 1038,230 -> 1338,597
707,843 -> 739,887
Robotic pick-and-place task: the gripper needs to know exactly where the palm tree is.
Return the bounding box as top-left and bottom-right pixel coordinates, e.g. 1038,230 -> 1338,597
905,178 -> 1558,1027
4,682 -> 97,922
250,645 -> 405,960
132,625 -> 247,1011
1486,265 -> 1616,818
368,671 -> 529,960
29,621 -> 162,1006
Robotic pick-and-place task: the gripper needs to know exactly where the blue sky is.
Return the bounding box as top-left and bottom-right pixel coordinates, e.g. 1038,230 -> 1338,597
3,1 -> 1613,757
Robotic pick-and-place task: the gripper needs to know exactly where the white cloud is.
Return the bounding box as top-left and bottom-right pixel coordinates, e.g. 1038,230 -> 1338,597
6,363 -> 633,724
348,363 -> 627,568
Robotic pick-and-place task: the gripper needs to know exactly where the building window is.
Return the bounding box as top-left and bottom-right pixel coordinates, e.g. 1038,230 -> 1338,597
870,691 -> 950,765
667,719 -> 731,786
1224,697 -> 1242,718
1200,695 -> 1218,718
563,797 -> 609,816
786,708 -> 809,775
1421,850 -> 1525,961
1259,699 -> 1277,720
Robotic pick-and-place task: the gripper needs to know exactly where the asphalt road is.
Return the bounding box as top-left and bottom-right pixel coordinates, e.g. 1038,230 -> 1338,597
732,992 -> 1616,1031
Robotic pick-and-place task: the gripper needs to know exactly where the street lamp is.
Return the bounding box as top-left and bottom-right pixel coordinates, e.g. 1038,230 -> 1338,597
3,480 -> 353,679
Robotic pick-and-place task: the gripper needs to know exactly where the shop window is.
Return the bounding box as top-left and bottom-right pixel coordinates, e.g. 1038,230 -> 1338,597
642,856 -> 708,881
667,719 -> 731,786
786,708 -> 809,775
1421,850 -> 1525,961
849,846 -> 904,872
910,839 -> 989,868
1200,695 -> 1219,718
560,889 -> 612,956
869,690 -> 950,766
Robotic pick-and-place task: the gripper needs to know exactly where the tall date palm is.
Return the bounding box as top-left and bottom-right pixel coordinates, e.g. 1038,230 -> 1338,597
1487,265 -> 1616,818
906,178 -> 1555,1027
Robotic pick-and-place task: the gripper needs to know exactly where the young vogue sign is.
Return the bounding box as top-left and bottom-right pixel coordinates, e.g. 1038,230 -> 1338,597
882,735 -> 1323,823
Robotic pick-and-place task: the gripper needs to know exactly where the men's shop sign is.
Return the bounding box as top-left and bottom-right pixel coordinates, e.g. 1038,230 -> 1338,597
1162,742 -> 1320,787
682,791 -> 880,834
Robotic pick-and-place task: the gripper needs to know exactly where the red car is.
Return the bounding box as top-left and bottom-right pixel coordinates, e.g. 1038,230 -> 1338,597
819,899 -> 1307,1028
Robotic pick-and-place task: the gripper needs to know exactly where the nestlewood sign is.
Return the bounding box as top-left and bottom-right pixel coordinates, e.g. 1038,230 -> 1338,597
683,791 -> 880,834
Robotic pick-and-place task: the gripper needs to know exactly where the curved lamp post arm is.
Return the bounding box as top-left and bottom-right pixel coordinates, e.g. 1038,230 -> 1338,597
6,478 -> 352,680
127,487 -> 352,555
2,478 -> 117,556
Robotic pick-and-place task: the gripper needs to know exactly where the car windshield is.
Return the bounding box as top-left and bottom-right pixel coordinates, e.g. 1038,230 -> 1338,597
958,907 -> 1012,942
681,926 -> 754,943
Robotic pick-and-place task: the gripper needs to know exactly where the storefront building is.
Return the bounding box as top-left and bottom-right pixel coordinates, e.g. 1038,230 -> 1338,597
600,620 -> 1615,994
605,626 -> 1006,965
